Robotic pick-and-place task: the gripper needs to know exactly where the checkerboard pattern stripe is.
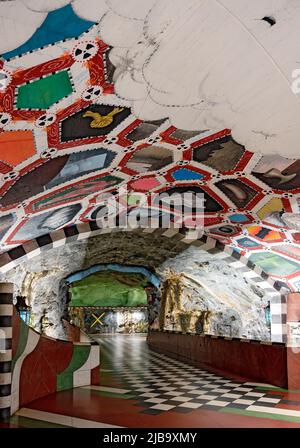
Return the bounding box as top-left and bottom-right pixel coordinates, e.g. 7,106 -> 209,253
0,225 -> 289,342
0,283 -> 13,421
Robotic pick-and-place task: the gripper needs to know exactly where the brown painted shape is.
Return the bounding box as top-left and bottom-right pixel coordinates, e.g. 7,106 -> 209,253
287,348 -> 300,390
126,119 -> 165,142
0,156 -> 68,207
170,129 -> 202,141
216,179 -> 257,208
193,136 -> 245,172
253,160 -> 300,191
126,146 -> 173,172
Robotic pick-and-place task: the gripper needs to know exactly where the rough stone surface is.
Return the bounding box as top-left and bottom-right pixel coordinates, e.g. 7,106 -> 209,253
156,246 -> 271,340
0,231 -> 271,341
0,231 -> 187,338
1,241 -> 87,339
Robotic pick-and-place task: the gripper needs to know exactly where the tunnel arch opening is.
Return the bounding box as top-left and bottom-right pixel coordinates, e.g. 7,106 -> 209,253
0,225 -> 289,343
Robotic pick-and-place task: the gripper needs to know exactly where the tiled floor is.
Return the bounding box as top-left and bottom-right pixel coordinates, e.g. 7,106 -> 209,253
3,334 -> 300,428
98,336 -> 286,415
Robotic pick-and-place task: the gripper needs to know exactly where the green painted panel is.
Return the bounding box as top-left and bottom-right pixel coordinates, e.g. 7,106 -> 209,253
17,70 -> 73,109
249,252 -> 300,276
69,272 -> 148,307
56,372 -> 73,392
255,386 -> 300,393
10,415 -> 69,428
64,345 -> 91,374
220,407 -> 300,423
56,344 -> 91,392
11,318 -> 29,372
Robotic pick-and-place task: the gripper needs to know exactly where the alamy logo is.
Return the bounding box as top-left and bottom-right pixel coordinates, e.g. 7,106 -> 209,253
93,186 -> 205,234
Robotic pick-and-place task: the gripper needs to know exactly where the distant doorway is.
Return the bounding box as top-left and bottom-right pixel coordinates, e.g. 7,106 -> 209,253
65,264 -> 160,335
68,306 -> 148,334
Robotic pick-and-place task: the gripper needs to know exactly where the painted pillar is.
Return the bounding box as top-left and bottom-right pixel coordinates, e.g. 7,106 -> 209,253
286,293 -> 300,389
0,283 -> 13,421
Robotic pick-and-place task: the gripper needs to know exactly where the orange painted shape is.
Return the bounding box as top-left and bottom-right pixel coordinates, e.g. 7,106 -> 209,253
247,226 -> 260,235
265,230 -> 282,241
247,225 -> 281,241
0,130 -> 35,166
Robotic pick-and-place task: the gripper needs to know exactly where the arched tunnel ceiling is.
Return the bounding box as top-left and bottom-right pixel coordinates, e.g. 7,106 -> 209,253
0,1 -> 298,290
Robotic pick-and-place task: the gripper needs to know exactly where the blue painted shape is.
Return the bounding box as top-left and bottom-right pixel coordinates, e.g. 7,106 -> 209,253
66,263 -> 161,289
20,310 -> 31,325
236,237 -> 260,248
264,303 -> 271,325
229,214 -> 249,223
172,168 -> 204,181
2,5 -> 95,60
46,148 -> 116,189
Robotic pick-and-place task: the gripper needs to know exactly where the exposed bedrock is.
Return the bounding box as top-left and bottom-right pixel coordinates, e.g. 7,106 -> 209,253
0,231 -> 270,341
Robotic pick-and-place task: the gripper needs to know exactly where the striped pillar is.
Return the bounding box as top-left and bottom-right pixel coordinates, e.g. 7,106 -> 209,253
0,283 -> 13,422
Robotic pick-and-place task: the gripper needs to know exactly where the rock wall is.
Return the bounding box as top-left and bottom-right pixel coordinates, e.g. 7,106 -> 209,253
1,241 -> 87,339
0,231 -> 271,341
154,246 -> 271,340
0,231 -> 186,339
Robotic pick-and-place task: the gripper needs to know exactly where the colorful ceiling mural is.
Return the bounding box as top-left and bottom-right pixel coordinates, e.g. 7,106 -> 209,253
0,1 -> 298,291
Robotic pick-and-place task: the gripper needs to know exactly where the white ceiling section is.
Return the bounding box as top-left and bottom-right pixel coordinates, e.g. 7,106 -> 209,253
1,0 -> 300,157
0,1 -> 46,53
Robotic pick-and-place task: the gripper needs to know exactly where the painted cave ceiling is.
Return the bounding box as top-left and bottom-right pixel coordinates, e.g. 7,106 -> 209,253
0,1 -> 298,291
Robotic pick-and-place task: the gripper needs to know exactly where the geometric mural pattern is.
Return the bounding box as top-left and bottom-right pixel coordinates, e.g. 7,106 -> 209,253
0,24 -> 299,289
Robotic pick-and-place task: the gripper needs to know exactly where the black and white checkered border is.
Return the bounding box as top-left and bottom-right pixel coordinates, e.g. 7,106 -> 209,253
0,283 -> 13,422
0,224 -> 290,343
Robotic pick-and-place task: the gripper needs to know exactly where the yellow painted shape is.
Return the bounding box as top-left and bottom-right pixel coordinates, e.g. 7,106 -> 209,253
90,312 -> 105,328
257,198 -> 283,220
83,108 -> 124,128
